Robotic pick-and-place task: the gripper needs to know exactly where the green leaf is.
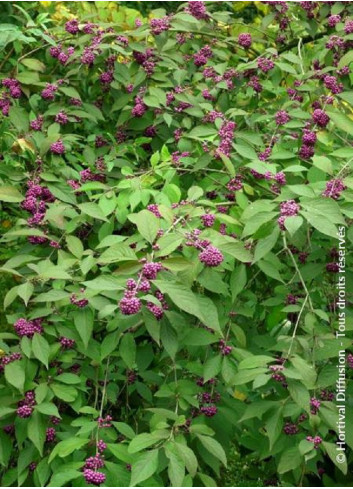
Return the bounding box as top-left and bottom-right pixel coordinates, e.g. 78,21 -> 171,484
238,355 -> 273,369
112,422 -> 135,440
9,106 -> 29,132
27,411 -> 46,456
230,265 -> 247,301
130,449 -> 159,486
161,322 -> 178,359
48,438 -> 89,463
322,442 -> 347,475
48,470 -> 82,487
74,308 -> 94,349
284,216 -> 304,236
32,290 -> 70,302
302,211 -> 338,238
0,426 -> 13,466
59,86 -> 81,99
257,259 -> 283,282
290,355 -> 316,389
234,142 -> 258,160
78,203 -> 107,221
120,333 -> 136,369
66,236 -> 84,258
20,58 -> 46,71
174,443 -> 198,477
98,244 -> 137,264
165,446 -> 185,487
326,109 -> 353,136
253,227 -> 280,262
32,333 -> 50,368
5,361 -> 25,391
287,380 -> 310,412
17,282 -> 34,305
153,281 -> 220,333
51,383 -> 77,402
0,185 -> 24,203
265,407 -> 283,450
56,373 -> 81,384
218,240 -> 253,263
83,275 -> 124,291
277,446 -> 303,474
128,433 -> 166,454
156,234 -> 183,257
197,435 -> 227,467
35,402 -> 61,418
128,210 -> 159,244
312,155 -> 333,175
203,355 -> 222,383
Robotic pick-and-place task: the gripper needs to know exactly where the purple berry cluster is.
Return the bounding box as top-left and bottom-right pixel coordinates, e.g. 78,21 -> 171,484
185,1 -> 209,20
0,352 -> 21,373
257,57 -> 275,73
326,262 -> 339,273
50,45 -> 75,65
275,110 -> 290,125
60,337 -> 76,350
215,119 -> 236,158
50,139 -> 66,155
219,339 -> 232,356
310,397 -> 321,414
150,16 -> 171,35
269,364 -> 287,387
0,78 -> 21,114
17,390 -> 36,418
46,427 -> 56,443
147,290 -> 168,320
147,204 -> 162,218
238,33 -> 252,48
21,177 -> 55,234
194,45 -> 213,67
306,435 -> 322,449
328,14 -> 341,27
41,83 -> 58,100
201,213 -> 215,228
132,95 -> 147,117
119,262 -> 164,316
14,318 -> 43,338
283,422 -> 299,435
30,115 -> 44,131
97,415 -> 112,428
322,179 -> 346,199
278,200 -> 300,230
83,469 -> 106,486
70,293 -> 89,308
126,369 -> 137,384
199,245 -> 224,268
312,108 -> 330,128
320,389 -> 334,401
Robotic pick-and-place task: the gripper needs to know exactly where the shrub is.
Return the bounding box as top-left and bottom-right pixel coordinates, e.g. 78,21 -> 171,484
0,1 -> 352,486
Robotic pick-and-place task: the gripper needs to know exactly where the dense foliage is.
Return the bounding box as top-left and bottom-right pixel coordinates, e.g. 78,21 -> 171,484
0,1 -> 353,486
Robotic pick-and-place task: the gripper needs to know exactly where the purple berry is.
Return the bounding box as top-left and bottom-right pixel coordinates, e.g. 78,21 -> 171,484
199,245 -> 224,267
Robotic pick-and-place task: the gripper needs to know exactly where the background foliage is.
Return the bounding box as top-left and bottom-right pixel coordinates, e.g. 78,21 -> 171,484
0,1 -> 352,487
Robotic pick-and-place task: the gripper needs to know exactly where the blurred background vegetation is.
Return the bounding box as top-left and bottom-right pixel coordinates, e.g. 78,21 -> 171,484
2,2 -> 269,28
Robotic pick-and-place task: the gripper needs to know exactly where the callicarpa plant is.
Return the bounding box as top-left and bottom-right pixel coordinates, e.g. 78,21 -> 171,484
0,0 -> 352,487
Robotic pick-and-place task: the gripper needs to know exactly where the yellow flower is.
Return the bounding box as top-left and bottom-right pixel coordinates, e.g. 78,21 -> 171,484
233,389 -> 247,401
11,138 -> 35,154
1,220 -> 12,229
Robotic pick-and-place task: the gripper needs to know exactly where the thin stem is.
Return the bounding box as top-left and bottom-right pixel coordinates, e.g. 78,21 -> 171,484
286,294 -> 308,359
283,233 -> 314,311
95,356 -> 110,453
